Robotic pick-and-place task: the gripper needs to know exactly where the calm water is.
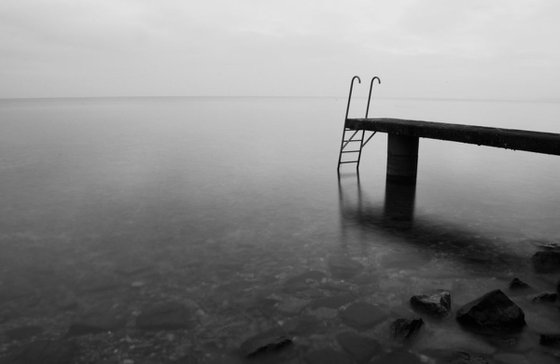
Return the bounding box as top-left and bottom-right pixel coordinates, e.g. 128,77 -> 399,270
1,97 -> 560,362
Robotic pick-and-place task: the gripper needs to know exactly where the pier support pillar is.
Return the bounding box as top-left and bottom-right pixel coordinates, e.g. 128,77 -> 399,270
387,134 -> 419,184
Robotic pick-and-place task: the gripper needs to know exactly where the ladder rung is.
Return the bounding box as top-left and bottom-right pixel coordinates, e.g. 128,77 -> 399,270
341,150 -> 360,153
339,161 -> 358,164
343,139 -> 361,143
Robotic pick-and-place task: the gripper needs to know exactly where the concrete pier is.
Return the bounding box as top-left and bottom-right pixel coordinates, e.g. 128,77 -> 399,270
344,117 -> 560,180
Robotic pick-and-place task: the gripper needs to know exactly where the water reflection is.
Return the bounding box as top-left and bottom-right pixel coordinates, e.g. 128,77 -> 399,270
337,174 -> 525,272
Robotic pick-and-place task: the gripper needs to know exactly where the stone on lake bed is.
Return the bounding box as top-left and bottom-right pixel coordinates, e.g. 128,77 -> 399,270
136,302 -> 192,330
540,333 -> 560,347
283,271 -> 326,292
531,251 -> 560,273
2,340 -> 77,364
4,326 -> 44,341
456,289 -> 526,333
239,329 -> 292,357
304,348 -> 354,364
410,290 -> 451,317
307,294 -> 355,310
339,302 -> 386,330
336,331 -> 381,363
328,256 -> 364,280
67,313 -> 126,336
370,350 -> 424,364
531,292 -> 557,303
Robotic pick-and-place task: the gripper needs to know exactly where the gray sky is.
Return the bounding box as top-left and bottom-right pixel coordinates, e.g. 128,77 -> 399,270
1,0 -> 559,99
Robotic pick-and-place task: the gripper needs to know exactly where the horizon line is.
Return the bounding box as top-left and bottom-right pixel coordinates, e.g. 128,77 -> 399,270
1,95 -> 559,104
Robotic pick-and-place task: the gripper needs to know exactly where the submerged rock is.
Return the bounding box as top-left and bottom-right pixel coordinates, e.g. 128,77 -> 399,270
284,271 -> 326,292
239,329 -> 292,357
2,340 -> 76,364
531,292 -> 557,303
304,348 -> 354,364
439,351 -> 493,364
67,313 -> 126,336
339,302 -> 386,330
4,326 -> 44,341
410,290 -> 451,317
308,294 -> 355,310
136,302 -> 192,330
456,289 -> 525,333
531,251 -> 560,273
328,256 -> 364,280
370,350 -> 424,364
391,318 -> 423,340
508,277 -> 530,290
540,333 -> 560,347
336,331 -> 381,363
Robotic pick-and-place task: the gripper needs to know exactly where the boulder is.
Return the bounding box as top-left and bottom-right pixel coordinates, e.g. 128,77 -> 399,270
336,331 -> 381,363
531,251 -> 560,273
456,290 -> 525,333
239,328 -> 292,357
410,290 -> 451,317
391,318 -> 423,340
339,302 -> 386,330
508,277 -> 530,290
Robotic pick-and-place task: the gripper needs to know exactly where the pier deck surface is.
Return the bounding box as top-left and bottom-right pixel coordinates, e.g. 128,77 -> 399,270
346,118 -> 560,156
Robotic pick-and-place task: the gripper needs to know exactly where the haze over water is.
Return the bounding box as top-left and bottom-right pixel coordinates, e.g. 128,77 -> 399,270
1,96 -> 560,362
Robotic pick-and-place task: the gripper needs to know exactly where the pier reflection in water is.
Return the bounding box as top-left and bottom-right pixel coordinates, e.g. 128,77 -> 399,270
337,173 -> 527,274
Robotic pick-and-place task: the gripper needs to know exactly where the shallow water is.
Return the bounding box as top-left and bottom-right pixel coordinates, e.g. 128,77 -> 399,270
1,97 -> 560,363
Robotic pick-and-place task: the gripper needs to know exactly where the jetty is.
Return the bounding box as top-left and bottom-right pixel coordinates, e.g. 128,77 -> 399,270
338,76 -> 560,182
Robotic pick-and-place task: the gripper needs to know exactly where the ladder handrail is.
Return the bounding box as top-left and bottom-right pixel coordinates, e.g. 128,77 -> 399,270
365,76 -> 381,118
345,76 -> 361,120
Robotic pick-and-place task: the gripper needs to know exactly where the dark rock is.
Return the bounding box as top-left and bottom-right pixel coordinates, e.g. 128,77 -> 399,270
410,290 -> 451,317
67,313 -> 126,336
391,318 -> 423,340
532,251 -> 560,273
557,280 -> 560,294
307,294 -> 355,310
531,292 -> 557,303
2,340 -> 76,364
136,302 -> 192,330
370,350 -> 423,364
4,326 -> 44,341
540,333 -> 560,347
339,302 -> 386,330
508,277 -> 530,290
336,331 -> 381,363
304,348 -> 354,364
239,329 -> 292,357
456,289 -> 525,333
328,256 -> 364,280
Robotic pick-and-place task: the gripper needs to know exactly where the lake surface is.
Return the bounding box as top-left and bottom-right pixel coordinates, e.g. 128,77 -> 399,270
1,97 -> 560,363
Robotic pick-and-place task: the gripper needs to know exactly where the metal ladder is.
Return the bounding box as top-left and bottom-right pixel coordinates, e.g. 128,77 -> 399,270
337,76 -> 381,172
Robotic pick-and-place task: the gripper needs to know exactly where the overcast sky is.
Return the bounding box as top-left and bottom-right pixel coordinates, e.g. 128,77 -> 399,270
1,0 -> 559,99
